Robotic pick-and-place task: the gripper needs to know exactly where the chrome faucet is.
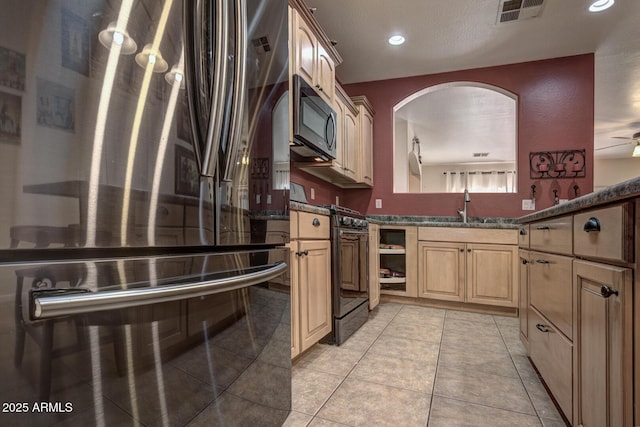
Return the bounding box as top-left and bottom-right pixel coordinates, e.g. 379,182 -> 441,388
457,189 -> 471,223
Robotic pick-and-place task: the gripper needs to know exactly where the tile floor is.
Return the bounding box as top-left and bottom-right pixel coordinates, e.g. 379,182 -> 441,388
284,302 -> 568,427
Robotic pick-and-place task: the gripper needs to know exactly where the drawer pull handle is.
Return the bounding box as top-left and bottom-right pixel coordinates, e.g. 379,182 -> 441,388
535,259 -> 550,264
536,225 -> 550,230
583,217 -> 601,233
312,218 -> 321,227
521,258 -> 529,265
519,228 -> 527,236
157,206 -> 169,216
536,324 -> 550,333
295,250 -> 309,257
600,285 -> 619,298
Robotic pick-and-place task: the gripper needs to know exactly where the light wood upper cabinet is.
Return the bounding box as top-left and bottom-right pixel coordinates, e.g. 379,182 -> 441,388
353,97 -> 374,187
573,260 -> 633,427
291,8 -> 334,104
343,105 -> 359,181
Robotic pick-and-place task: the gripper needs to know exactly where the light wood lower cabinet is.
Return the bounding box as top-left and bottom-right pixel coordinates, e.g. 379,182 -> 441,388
418,241 -> 518,307
573,260 -> 633,427
368,224 -> 380,309
518,250 -> 530,348
297,239 -> 332,353
418,242 -> 465,302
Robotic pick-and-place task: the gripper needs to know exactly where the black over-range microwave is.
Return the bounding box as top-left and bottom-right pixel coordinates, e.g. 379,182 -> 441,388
291,74 -> 337,160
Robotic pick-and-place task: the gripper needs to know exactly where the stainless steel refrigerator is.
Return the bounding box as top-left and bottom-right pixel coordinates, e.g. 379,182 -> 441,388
0,0 -> 291,425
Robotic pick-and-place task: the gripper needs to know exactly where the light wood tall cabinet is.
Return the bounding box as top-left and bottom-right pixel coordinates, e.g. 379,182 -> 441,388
290,210 -> 332,358
418,227 -> 518,308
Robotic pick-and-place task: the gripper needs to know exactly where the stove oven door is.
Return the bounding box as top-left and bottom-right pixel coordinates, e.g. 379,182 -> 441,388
336,230 -> 369,317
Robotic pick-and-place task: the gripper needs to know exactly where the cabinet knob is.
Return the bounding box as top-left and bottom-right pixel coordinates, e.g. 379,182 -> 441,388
535,323 -> 550,333
521,258 -> 529,265
467,248 -> 471,253
312,218 -> 321,227
600,285 -> 619,298
519,228 -> 527,236
459,248 -> 464,253
583,217 -> 601,233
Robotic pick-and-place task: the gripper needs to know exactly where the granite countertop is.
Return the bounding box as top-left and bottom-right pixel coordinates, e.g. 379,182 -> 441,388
518,176 -> 640,223
290,201 -> 331,216
367,215 -> 518,229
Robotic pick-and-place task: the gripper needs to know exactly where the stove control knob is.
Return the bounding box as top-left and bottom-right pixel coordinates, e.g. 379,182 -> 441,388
342,217 -> 352,226
361,220 -> 368,228
353,219 -> 362,227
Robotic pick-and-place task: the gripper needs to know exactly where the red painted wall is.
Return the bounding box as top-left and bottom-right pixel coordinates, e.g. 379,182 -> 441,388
340,54 -> 595,218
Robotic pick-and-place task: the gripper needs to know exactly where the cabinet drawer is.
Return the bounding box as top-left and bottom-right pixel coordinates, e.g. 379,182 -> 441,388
573,204 -> 633,263
529,252 -> 573,339
529,216 -> 572,255
528,307 -> 573,422
297,211 -> 330,239
518,225 -> 529,248
418,227 -> 517,245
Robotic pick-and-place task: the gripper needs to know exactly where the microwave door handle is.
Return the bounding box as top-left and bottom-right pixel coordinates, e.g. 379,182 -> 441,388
222,0 -> 248,182
326,112 -> 336,152
32,262 -> 287,320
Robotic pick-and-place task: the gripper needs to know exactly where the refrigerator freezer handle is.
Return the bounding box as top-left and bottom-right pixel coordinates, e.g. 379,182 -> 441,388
32,262 -> 287,320
222,0 -> 248,182
184,0 -> 229,177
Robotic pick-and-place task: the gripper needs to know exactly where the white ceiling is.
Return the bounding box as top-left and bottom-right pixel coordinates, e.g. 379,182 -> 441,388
304,0 -> 640,160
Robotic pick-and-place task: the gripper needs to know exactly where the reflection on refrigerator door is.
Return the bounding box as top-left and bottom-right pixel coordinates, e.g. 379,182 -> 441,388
0,251 -> 291,426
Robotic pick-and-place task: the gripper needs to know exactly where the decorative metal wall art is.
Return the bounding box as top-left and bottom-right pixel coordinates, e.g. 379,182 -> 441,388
529,149 -> 586,179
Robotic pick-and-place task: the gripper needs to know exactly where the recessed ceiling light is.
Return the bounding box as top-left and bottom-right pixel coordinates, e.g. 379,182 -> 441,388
589,0 -> 614,12
388,35 -> 406,46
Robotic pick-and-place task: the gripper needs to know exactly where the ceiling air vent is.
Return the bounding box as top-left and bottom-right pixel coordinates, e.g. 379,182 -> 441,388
497,0 -> 545,24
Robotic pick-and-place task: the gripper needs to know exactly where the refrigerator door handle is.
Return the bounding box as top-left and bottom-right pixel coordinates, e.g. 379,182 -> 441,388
184,0 -> 229,176
222,0 -> 248,182
31,261 -> 287,320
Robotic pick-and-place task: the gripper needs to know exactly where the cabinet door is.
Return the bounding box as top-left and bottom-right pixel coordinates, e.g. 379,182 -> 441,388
298,240 -> 332,352
288,243 -> 300,358
369,224 -> 380,309
418,241 -> 465,302
518,249 -> 530,347
359,110 -> 374,186
467,244 -> 518,307
293,12 -> 316,86
316,44 -> 335,103
573,260 -> 632,427
343,109 -> 359,180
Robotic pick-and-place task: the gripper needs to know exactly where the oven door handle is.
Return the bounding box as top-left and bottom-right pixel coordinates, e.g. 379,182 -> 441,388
31,262 -> 287,320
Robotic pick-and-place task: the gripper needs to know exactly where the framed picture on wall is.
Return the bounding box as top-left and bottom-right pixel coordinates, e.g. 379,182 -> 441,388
175,145 -> 199,197
0,91 -> 21,143
0,46 -> 26,91
36,78 -> 75,132
61,8 -> 90,76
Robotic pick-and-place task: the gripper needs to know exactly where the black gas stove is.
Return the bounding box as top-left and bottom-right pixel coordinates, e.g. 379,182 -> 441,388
326,205 -> 369,231
322,205 -> 369,345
